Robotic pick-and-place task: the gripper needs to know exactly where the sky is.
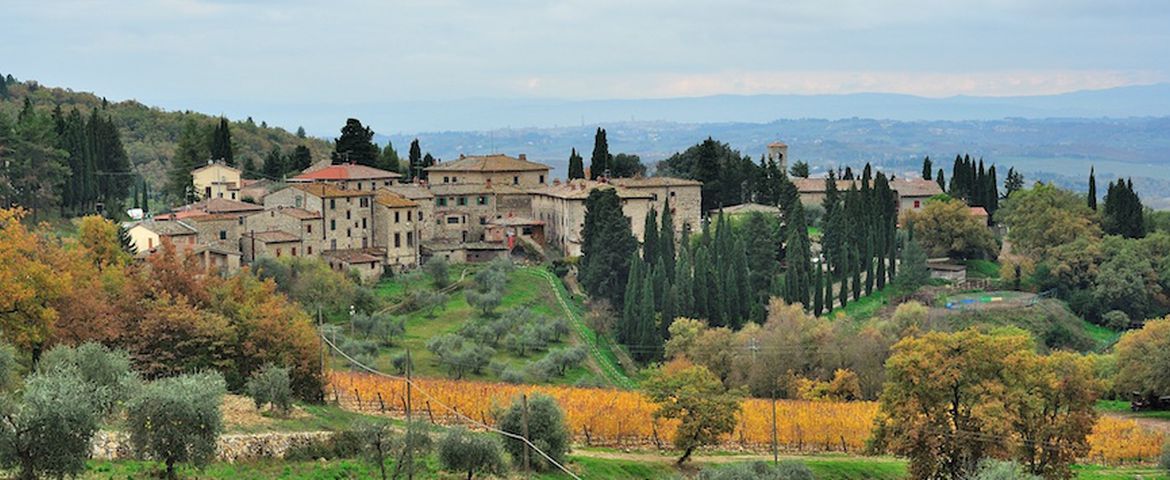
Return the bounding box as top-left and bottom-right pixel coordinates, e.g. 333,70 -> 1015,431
4,0 -> 1169,133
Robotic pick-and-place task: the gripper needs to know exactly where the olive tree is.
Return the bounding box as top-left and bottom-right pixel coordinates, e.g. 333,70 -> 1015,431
438,427 -> 506,480
424,257 -> 450,288
127,372 -> 226,480
38,342 -> 139,417
245,364 -> 292,415
497,394 -> 569,472
0,372 -> 99,480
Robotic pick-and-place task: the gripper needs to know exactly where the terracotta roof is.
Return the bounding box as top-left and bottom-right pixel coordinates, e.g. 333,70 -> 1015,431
193,241 -> 242,256
289,183 -> 375,198
323,248 -> 383,264
531,180 -> 653,200
244,230 -> 301,243
385,184 -> 435,200
711,203 -> 783,215
969,206 -> 989,217
488,216 -> 543,227
891,178 -> 944,198
186,213 -> 245,222
167,198 -> 264,219
191,161 -> 241,175
611,177 -> 702,188
376,190 -> 419,208
133,220 -> 197,236
429,183 -> 528,196
291,163 -> 401,181
793,178 -> 859,194
426,154 -> 550,173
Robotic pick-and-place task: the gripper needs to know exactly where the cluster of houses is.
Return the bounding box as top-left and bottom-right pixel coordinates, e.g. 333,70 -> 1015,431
126,143 -> 946,283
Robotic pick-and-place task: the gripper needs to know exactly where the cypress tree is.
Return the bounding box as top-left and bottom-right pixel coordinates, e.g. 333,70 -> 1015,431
674,240 -> 694,318
838,252 -> 849,309
1088,167 -> 1098,211
876,232 -> 887,290
290,145 -> 313,173
986,165 -> 999,219
783,201 -> 812,308
636,270 -> 661,362
379,142 -> 401,173
620,251 -> 643,345
693,244 -> 711,322
652,257 -> 667,310
209,117 -> 234,166
851,244 -> 862,302
864,232 -> 875,296
813,261 -> 824,317
141,180 -> 149,213
589,128 -> 609,180
937,169 -> 946,193
922,156 -> 932,180
823,259 -> 834,313
408,138 -> 422,181
659,198 -> 676,279
262,147 -> 285,179
580,189 -> 639,307
642,209 -> 659,264
568,148 -> 585,180
730,236 -> 751,328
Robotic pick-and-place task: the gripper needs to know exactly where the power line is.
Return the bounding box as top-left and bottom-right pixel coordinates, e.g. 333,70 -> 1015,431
321,333 -> 583,480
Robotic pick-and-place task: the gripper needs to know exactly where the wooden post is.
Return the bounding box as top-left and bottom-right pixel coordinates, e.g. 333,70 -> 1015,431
377,392 -> 385,413
521,393 -> 530,472
405,349 -> 414,480
771,395 -> 778,465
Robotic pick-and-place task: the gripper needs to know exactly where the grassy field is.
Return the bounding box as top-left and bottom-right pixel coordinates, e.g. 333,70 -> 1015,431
829,284 -> 894,321
344,266 -> 594,385
965,259 -> 1001,279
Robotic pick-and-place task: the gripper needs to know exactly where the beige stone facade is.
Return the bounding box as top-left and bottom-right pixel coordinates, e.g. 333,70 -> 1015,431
610,177 -> 702,240
385,184 -> 436,243
126,220 -> 198,253
241,230 -> 304,262
429,183 -> 532,243
426,154 -> 550,188
373,191 -> 422,270
289,163 -> 402,192
265,184 -> 377,252
192,162 -> 243,201
530,180 -> 654,257
243,207 -> 325,256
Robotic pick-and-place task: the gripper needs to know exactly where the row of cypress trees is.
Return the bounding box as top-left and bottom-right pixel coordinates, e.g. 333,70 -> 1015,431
51,103 -> 132,215
816,166 -> 899,313
944,154 -> 1000,218
1102,178 -> 1145,239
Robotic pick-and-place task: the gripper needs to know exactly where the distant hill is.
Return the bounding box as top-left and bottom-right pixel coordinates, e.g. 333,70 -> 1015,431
0,78 -> 332,189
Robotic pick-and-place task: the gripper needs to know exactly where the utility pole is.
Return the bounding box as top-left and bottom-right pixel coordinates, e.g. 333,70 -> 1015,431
521,393 -> 530,473
771,393 -> 778,465
318,306 -> 325,375
405,349 -> 414,480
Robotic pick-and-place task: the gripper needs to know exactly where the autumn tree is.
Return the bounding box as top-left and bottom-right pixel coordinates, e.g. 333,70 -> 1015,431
644,360 -> 742,464
996,183 -> 1101,259
1114,316 -> 1170,402
901,197 -> 997,259
0,208 -> 67,358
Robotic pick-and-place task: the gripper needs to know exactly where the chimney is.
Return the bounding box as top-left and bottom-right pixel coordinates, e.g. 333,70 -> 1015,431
553,179 -> 561,186
518,154 -> 527,161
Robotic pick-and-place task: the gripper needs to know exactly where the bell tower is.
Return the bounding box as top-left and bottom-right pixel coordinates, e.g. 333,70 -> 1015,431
766,141 -> 788,173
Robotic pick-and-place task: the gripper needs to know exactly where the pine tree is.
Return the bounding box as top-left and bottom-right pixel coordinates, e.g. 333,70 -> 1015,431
580,189 -> 640,307
118,224 -> 137,255
168,119 -> 206,203
296,126 -> 306,138
567,148 -> 585,180
331,118 -> 379,166
589,128 -> 609,180
241,156 -> 258,180
1004,167 -> 1024,198
379,142 -> 401,173
922,156 -> 932,180
262,147 -> 285,179
1088,167 -> 1098,211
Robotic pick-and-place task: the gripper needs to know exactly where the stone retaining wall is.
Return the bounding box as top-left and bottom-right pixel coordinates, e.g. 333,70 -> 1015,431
91,431 -> 334,463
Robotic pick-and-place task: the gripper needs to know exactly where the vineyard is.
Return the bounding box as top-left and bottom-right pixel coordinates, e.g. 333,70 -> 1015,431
328,372 -> 1166,463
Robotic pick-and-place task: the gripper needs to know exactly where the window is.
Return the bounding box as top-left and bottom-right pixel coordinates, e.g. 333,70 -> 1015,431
457,196 -> 467,206
347,228 -> 352,237
295,196 -> 303,208
913,200 -> 921,208
330,199 -> 336,210
670,191 -> 676,197
407,231 -> 413,247
452,177 -> 457,183
407,211 -> 412,222
513,176 -> 519,185
307,246 -> 313,255
479,216 -> 487,225
446,216 -> 460,224
394,232 -> 401,248
360,197 -> 369,207
231,192 -> 237,200
346,210 -> 351,220
539,175 -> 545,183
418,211 -> 423,222
477,196 -> 487,205
292,247 -> 297,256
652,193 -> 659,201
330,219 -> 337,230
307,224 -> 313,234
443,176 -> 450,183
357,183 -> 362,190
362,218 -> 367,229
395,211 -> 400,223
436,198 -> 447,207
218,230 -> 227,240
276,248 -> 282,257
331,239 -> 337,250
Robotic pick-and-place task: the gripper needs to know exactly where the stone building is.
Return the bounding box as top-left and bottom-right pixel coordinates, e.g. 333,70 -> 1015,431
192,242 -> 242,273
243,207 -> 324,256
793,177 -> 943,215
240,230 -> 303,262
530,180 -> 654,257
429,183 -> 531,243
322,249 -> 385,283
385,183 -> 436,242
126,220 -> 197,254
610,177 -> 702,239
191,161 -> 242,201
373,190 -> 422,270
426,154 -> 550,188
265,184 -> 377,251
766,141 -> 789,174
289,163 -> 402,192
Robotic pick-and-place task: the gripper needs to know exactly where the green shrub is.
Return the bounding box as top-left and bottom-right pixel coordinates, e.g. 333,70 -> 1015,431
438,427 -> 506,480
0,371 -> 100,480
1161,440 -> 1170,472
245,364 -> 292,414
970,460 -> 1041,480
496,393 -> 569,472
38,342 -> 139,417
699,461 -> 815,480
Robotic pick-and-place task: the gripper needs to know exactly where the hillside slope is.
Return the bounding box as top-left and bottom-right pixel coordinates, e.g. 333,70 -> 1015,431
0,77 -> 332,189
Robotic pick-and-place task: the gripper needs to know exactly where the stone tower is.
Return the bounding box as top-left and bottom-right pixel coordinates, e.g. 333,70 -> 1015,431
766,141 -> 789,173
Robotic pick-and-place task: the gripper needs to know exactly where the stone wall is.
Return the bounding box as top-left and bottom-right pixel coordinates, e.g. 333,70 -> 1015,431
91,430 -> 335,463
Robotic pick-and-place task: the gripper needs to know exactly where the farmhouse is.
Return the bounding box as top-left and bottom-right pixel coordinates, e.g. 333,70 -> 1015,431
426,153 -> 550,188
